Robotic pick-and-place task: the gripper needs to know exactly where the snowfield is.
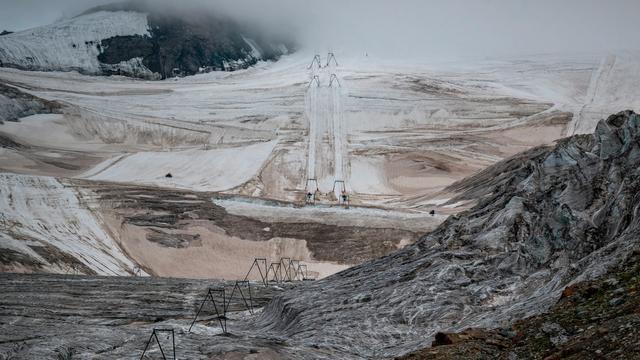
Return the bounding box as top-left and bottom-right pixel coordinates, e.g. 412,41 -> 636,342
82,140 -> 278,191
1,51 -> 639,209
2,50 -> 640,280
567,52 -> 640,135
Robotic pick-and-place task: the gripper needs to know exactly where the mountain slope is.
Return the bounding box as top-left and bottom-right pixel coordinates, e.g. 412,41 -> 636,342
398,249 -> 640,359
0,2 -> 293,79
251,110 -> 640,359
0,174 -> 139,275
0,11 -> 154,78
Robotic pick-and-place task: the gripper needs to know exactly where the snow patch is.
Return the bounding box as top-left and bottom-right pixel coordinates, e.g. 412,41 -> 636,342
82,141 -> 278,191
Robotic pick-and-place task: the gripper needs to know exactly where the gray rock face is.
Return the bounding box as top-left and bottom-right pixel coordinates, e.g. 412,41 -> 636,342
0,83 -> 61,124
97,7 -> 294,79
249,110 -> 640,358
0,273 -> 297,359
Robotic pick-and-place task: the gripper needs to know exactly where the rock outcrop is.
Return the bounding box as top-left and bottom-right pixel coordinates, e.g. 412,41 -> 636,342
397,249 -> 640,359
251,110 -> 640,359
95,3 -> 293,78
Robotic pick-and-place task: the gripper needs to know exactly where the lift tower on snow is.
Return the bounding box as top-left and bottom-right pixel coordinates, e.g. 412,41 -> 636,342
329,74 -> 341,87
308,54 -> 322,70
326,52 -> 338,67
307,75 -> 321,88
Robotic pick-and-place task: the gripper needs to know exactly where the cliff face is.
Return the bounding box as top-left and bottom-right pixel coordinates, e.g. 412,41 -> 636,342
0,2 -> 294,79
252,111 -> 640,359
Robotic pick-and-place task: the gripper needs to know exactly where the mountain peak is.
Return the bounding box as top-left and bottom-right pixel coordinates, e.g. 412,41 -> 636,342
0,2 -> 295,79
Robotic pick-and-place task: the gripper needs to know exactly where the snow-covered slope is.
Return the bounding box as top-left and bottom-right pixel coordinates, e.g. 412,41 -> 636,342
0,11 -> 152,77
82,141 -> 278,191
568,53 -> 640,135
0,52 -> 610,209
0,173 -> 138,275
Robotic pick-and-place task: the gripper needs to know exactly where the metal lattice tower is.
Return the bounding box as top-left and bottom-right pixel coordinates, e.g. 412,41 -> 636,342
307,75 -> 321,88
243,258 -> 268,286
226,280 -> 254,314
140,328 -> 175,360
308,54 -> 322,70
189,288 -> 228,333
326,52 -> 338,67
329,74 -> 341,87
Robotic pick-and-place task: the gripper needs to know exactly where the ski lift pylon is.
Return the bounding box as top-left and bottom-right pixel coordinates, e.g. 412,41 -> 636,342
308,54 -> 322,70
305,178 -> 319,204
140,328 -> 175,360
332,180 -> 346,193
329,74 -> 341,87
326,52 -> 338,67
243,258 -> 268,286
307,75 -> 321,89
332,180 -> 349,207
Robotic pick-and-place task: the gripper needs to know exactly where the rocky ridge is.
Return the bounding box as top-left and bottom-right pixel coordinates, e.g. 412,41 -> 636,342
398,248 -> 640,359
249,110 -> 640,359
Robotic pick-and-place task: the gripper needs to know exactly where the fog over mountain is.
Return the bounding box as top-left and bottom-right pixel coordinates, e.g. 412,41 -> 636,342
2,0 -> 640,59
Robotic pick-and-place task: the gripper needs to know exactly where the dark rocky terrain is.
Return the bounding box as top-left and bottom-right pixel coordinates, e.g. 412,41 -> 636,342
0,273 -> 298,359
93,1 -> 295,78
398,249 -> 640,359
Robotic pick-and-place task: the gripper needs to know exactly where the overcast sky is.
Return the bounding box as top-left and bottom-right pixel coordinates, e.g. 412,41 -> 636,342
1,0 -> 639,59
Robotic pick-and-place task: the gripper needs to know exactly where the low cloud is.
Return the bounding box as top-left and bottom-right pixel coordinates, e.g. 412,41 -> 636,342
2,0 -> 640,59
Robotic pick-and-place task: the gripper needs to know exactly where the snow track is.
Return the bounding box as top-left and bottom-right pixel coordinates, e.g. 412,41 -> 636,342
568,55 -> 617,136
567,53 -> 640,135
82,141 -> 278,191
305,85 -> 319,181
304,58 -> 349,196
